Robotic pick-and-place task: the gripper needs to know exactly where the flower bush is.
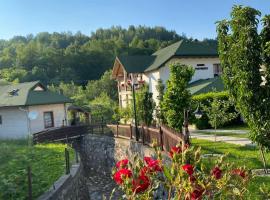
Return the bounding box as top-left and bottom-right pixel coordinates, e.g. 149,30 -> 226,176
112,143 -> 251,199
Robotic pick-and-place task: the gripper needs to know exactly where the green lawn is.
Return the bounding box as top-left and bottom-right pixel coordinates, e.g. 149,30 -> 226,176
0,139 -> 74,200
195,131 -> 249,138
192,139 -> 270,200
222,123 -> 249,130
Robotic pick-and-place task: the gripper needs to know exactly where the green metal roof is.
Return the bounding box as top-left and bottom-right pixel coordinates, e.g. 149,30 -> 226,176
187,77 -> 225,95
116,40 -> 218,73
0,81 -> 72,107
117,55 -> 156,73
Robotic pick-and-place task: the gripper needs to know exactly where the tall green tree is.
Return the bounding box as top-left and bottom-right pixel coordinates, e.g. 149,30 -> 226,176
217,6 -> 270,169
136,85 -> 155,126
162,63 -> 195,131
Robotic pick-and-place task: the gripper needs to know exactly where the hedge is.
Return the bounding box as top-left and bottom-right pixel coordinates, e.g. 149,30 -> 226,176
191,91 -> 241,129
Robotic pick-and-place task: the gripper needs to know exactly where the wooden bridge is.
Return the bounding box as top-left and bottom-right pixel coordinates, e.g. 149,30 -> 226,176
33,123 -> 107,144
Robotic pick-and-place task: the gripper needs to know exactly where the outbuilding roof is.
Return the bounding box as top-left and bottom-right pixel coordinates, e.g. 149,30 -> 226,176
187,77 -> 224,95
0,81 -> 72,107
114,40 -> 218,73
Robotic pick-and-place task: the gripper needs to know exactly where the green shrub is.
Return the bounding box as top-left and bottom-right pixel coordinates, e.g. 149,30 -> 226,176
191,91 -> 240,129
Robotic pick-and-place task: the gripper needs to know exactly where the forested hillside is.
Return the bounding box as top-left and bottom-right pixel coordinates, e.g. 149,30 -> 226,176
0,26 -> 191,84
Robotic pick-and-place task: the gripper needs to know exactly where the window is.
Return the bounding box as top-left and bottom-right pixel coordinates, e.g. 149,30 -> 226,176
44,112 -> 54,128
195,64 -> 208,70
0,115 -> 2,125
213,64 -> 222,76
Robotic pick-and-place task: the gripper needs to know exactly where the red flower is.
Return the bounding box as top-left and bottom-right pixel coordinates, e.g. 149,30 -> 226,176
182,164 -> 194,175
169,146 -> 182,158
144,157 -> 162,172
190,188 -> 204,200
140,166 -> 149,176
212,166 -> 222,180
113,168 -> 132,185
232,169 -> 246,178
116,159 -> 129,169
132,175 -> 150,194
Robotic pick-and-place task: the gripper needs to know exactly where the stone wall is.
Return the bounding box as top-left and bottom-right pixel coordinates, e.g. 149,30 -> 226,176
38,162 -> 89,200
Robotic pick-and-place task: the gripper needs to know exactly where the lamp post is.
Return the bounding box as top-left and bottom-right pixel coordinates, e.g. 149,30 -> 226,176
183,105 -> 203,145
131,74 -> 139,142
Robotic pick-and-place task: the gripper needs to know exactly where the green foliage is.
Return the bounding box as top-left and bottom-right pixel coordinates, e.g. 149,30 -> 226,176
0,26 -> 189,84
155,79 -> 165,124
191,92 -> 239,129
202,97 -> 238,129
217,6 -> 270,149
135,85 -> 155,126
118,106 -> 132,124
90,92 -> 118,122
0,139 -> 74,200
162,63 -> 195,131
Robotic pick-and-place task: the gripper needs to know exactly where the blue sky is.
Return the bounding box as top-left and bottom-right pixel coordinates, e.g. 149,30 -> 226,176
0,0 -> 270,40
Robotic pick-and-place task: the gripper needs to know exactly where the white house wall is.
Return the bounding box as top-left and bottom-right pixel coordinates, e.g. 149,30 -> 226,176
29,104 -> 66,134
0,107 -> 29,139
143,71 -> 160,105
152,57 -> 220,105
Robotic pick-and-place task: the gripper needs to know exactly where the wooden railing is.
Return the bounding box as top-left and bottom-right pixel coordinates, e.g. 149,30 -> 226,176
107,124 -> 184,152
33,123 -> 106,144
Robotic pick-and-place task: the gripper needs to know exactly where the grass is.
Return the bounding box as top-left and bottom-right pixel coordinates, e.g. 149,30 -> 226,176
0,139 -> 75,200
221,123 -> 249,130
195,131 -> 249,138
192,138 -> 270,199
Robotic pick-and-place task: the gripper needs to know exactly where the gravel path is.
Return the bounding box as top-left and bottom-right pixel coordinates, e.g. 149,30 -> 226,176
86,169 -> 123,200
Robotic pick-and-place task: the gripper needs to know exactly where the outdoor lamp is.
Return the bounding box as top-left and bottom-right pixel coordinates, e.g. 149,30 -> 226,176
194,105 -> 203,119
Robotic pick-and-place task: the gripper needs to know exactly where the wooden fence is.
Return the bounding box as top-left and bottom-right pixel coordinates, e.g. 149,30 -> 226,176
107,124 -> 184,152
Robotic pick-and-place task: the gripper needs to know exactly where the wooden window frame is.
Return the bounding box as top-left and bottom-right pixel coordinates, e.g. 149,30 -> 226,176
44,111 -> 54,128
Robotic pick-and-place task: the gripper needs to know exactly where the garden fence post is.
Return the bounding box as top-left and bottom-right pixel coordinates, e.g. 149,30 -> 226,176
130,124 -> 133,139
65,148 -> 70,174
27,166 -> 32,200
159,126 -> 164,151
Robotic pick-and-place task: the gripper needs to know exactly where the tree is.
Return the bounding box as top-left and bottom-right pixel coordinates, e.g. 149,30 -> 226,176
162,63 -> 195,131
203,97 -> 238,141
155,79 -> 165,124
136,85 -> 155,126
217,5 -> 270,170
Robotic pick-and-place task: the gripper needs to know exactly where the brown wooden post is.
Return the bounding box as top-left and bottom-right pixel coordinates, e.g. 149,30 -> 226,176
130,124 -> 133,139
159,126 -> 164,151
27,166 -> 32,200
116,124 -> 119,137
65,148 -> 70,174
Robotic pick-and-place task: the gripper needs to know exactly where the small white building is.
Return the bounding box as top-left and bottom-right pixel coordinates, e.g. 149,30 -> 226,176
0,81 -> 72,138
112,40 -> 223,108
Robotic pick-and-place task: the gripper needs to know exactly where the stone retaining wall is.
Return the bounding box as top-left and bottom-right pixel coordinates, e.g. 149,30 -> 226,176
38,162 -> 89,200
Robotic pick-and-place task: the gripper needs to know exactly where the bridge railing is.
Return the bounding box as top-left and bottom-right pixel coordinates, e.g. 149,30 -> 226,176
33,123 -> 105,144
107,124 -> 184,152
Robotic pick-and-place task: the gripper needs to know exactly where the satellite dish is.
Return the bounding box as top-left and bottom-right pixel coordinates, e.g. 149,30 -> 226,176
28,111 -> 38,120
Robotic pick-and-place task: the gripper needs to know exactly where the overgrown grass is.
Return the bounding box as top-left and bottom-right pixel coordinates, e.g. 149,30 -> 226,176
192,139 -> 270,199
0,139 -> 75,200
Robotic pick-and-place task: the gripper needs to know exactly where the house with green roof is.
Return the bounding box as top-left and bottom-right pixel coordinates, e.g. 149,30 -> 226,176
0,81 -> 72,138
112,40 -> 223,108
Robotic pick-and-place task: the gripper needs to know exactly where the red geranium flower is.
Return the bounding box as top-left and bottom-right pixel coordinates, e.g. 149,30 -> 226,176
190,188 -> 204,200
144,157 -> 162,172
182,164 -> 194,175
232,169 -> 246,178
212,166 -> 222,179
116,159 -> 129,169
140,166 -> 149,176
132,174 -> 150,194
113,168 -> 132,185
169,146 -> 182,158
